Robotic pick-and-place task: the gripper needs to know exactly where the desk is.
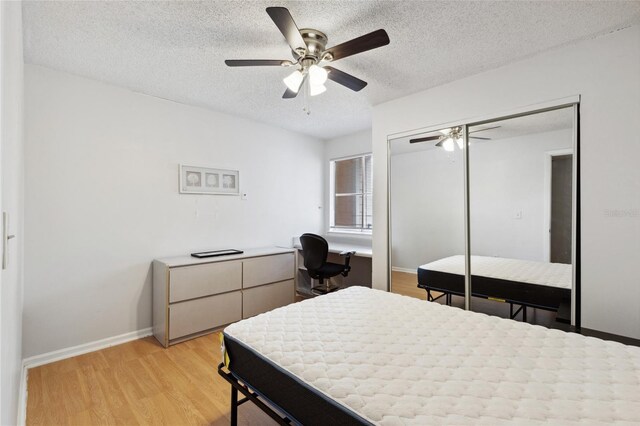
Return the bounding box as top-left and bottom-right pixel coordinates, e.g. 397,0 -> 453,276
293,241 -> 372,296
153,247 -> 295,347
326,242 -> 372,258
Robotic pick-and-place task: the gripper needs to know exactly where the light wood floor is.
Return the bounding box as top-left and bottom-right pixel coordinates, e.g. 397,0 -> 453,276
26,332 -> 276,425
390,270 -> 438,300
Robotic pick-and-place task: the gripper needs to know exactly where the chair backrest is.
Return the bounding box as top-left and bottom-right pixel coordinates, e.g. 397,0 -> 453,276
299,233 -> 328,272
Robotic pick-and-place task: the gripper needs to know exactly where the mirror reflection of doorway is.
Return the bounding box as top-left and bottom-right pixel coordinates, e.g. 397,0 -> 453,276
551,154 -> 573,264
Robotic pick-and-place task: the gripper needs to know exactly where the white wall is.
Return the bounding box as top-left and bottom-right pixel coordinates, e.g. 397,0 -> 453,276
0,2 -> 25,424
323,129 -> 372,237
470,129 -> 572,262
373,25 -> 640,338
23,65 -> 324,358
390,147 -> 465,271
324,129 -> 372,161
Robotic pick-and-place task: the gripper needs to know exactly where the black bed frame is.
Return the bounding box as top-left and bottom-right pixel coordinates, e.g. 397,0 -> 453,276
218,362 -> 292,425
417,268 -> 571,322
218,334 -> 371,426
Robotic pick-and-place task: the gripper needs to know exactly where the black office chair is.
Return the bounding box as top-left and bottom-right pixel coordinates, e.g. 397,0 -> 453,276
300,233 -> 355,294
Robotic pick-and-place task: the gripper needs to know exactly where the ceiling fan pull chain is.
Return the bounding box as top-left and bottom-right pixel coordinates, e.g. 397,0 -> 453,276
303,79 -> 311,115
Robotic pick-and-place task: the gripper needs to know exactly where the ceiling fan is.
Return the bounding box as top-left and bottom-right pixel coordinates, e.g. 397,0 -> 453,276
410,126 -> 501,151
225,7 -> 390,100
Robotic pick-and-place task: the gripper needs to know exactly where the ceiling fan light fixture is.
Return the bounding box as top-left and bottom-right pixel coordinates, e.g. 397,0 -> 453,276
309,83 -> 327,97
308,65 -> 328,86
226,7 -> 390,106
442,138 -> 455,152
283,70 -> 304,92
456,137 -> 464,150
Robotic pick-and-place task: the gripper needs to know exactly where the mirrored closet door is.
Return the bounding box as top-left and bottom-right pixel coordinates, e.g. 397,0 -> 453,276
388,102 -> 579,327
467,107 -> 575,326
389,127 -> 465,303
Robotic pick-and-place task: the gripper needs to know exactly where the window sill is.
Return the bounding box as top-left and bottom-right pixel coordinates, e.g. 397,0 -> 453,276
327,229 -> 372,237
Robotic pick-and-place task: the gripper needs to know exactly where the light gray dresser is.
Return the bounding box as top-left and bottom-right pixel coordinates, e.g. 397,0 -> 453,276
153,247 -> 295,347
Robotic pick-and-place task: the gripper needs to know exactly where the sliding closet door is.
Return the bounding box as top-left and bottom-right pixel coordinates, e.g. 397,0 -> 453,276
388,129 -> 465,302
467,107 -> 575,325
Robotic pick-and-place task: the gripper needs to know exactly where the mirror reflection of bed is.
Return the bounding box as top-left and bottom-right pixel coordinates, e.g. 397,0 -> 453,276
390,107 -> 575,329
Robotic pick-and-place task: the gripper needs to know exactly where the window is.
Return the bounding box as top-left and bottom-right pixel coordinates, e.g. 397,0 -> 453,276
330,154 -> 372,232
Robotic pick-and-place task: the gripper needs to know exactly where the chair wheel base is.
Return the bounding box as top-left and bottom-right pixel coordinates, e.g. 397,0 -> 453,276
311,283 -> 340,295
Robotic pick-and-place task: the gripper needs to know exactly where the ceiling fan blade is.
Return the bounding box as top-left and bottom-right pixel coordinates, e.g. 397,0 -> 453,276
282,88 -> 298,99
409,135 -> 441,144
324,66 -> 367,92
325,29 -> 390,61
469,125 -> 501,134
266,7 -> 307,53
470,136 -> 491,140
225,59 -> 293,67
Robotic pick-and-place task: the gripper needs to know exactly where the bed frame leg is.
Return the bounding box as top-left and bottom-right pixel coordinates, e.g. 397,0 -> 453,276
522,306 -> 527,323
231,386 -> 238,426
426,289 -> 433,301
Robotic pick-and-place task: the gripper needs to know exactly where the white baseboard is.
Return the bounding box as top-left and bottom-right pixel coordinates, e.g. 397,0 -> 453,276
22,327 -> 153,370
17,364 -> 28,426
391,267 -> 417,274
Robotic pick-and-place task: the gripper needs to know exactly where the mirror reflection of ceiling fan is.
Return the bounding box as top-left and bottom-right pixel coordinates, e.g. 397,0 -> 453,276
410,126 -> 501,151
225,7 -> 390,100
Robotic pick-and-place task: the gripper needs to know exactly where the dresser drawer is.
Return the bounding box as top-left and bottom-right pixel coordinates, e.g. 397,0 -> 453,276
169,261 -> 241,303
243,279 -> 294,319
169,291 -> 242,340
242,253 -> 294,288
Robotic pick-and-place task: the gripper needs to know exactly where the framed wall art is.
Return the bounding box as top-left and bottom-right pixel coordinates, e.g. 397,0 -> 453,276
179,165 -> 239,195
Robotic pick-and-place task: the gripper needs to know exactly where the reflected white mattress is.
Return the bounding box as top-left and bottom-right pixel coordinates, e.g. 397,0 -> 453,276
419,255 -> 572,289
225,287 -> 640,425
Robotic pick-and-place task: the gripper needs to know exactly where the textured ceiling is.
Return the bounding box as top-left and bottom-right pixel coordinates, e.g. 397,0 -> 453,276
22,1 -> 640,139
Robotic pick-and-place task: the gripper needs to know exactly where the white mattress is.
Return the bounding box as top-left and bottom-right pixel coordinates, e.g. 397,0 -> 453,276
224,287 -> 640,425
419,255 -> 572,289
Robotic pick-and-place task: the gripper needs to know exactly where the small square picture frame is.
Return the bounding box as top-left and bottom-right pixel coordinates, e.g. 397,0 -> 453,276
179,165 -> 239,195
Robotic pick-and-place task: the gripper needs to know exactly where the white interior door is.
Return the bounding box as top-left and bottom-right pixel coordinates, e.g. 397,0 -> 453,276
0,2 -> 24,424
